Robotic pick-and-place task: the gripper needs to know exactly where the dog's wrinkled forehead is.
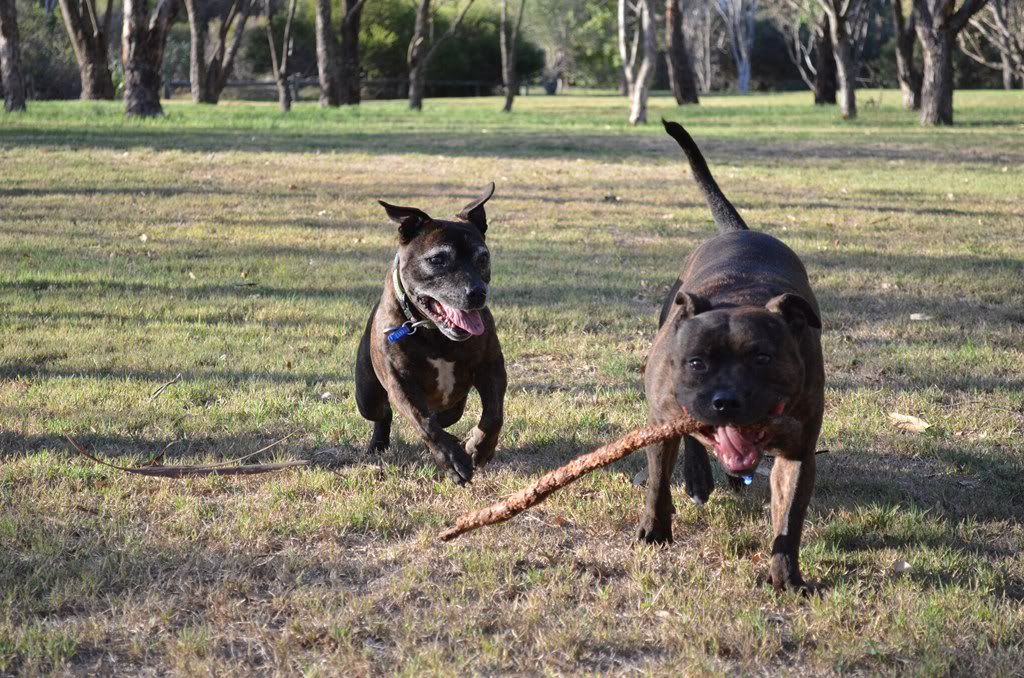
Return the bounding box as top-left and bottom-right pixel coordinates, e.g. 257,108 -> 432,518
679,308 -> 789,353
408,220 -> 487,257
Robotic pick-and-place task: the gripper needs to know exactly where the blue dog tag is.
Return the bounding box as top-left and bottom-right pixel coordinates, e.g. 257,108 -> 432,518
387,324 -> 412,343
742,475 -> 753,486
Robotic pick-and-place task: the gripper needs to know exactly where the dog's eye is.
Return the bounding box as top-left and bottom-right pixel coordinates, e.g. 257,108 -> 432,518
755,353 -> 773,365
687,358 -> 707,372
428,253 -> 449,267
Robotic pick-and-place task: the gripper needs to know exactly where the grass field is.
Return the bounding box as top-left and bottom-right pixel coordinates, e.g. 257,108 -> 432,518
1,90 -> 1023,675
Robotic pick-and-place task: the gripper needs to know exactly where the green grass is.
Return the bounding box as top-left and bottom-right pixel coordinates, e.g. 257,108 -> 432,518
1,90 -> 1023,675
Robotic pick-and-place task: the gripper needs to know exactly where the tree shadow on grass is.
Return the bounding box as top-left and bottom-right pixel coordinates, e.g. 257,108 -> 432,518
0,495 -> 400,673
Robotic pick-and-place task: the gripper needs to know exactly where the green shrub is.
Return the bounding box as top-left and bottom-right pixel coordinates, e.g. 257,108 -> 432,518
15,0 -> 80,100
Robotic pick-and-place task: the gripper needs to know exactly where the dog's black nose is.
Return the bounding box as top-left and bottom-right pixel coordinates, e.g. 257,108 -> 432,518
711,391 -> 741,414
466,285 -> 487,307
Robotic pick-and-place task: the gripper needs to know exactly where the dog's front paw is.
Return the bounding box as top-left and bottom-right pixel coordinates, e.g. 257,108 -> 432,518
768,553 -> 810,594
432,433 -> 474,485
636,511 -> 673,544
463,426 -> 496,468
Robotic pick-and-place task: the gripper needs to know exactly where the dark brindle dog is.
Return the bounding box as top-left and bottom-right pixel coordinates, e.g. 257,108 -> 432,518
638,121 -> 825,591
355,184 -> 507,485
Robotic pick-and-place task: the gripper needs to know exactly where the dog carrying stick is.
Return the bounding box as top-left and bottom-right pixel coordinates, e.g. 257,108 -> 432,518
439,414 -> 800,541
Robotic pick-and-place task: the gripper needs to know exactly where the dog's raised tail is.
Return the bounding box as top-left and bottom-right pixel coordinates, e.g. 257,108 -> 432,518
662,119 -> 748,232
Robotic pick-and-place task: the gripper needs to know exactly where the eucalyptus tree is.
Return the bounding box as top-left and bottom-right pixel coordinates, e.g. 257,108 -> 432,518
57,0 -> 116,99
183,0 -> 255,104
122,0 -> 179,116
315,0 -> 368,106
0,0 -> 27,111
913,0 -> 990,125
499,0 -> 527,111
408,0 -> 477,110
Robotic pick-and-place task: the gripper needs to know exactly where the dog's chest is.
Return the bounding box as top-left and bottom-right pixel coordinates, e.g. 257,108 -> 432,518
428,358 -> 460,407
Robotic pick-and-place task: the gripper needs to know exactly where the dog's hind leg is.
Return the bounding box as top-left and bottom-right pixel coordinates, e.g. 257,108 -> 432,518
682,436 -> 715,504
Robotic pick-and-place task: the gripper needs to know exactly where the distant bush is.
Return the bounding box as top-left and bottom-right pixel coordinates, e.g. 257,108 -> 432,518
239,0 -> 544,98
16,0 -> 81,100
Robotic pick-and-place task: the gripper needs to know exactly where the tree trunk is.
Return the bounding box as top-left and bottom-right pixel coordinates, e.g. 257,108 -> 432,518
719,0 -> 755,94
0,0 -> 27,111
892,0 -> 921,109
57,0 -> 116,99
266,0 -> 298,113
186,0 -> 252,105
895,33 -> 922,109
917,28 -> 954,125
276,78 -> 291,111
408,0 -> 430,110
830,20 -> 856,119
122,0 -> 179,117
406,0 -> 474,110
500,0 -> 512,111
408,63 -> 425,110
628,0 -> 655,124
315,0 -> 341,106
617,0 -> 637,100
737,60 -> 751,93
914,0 -> 988,126
185,1 -> 210,103
339,0 -> 363,105
1001,50 -> 1013,89
499,0 -> 525,112
812,18 -> 837,104
665,0 -> 698,104
214,3 -> 251,104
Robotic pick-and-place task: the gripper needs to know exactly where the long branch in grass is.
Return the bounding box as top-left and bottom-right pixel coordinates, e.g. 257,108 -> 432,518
65,435 -> 307,478
439,414 -> 801,542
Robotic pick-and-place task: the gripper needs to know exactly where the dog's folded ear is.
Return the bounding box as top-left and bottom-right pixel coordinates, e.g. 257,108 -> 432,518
766,293 -> 822,332
674,291 -> 711,319
457,182 -> 496,235
379,200 -> 431,243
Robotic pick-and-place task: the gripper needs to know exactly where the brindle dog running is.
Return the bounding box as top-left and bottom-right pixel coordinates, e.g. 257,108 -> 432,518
355,185 -> 507,485
639,122 -> 825,592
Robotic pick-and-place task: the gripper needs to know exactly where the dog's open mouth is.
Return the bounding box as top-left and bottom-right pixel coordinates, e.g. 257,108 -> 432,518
692,425 -> 769,475
419,296 -> 485,336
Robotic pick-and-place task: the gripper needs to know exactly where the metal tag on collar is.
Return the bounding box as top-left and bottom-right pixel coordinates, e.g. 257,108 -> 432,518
386,320 -> 429,343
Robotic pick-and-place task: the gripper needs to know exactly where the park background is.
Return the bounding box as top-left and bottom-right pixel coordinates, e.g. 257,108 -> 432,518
2,0 -> 1024,675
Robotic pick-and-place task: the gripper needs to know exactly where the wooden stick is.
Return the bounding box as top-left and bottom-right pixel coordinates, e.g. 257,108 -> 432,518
149,373 -> 183,401
65,435 -> 308,478
439,414 -> 799,542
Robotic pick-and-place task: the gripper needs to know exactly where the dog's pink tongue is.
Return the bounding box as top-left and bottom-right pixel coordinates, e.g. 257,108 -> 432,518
439,303 -> 485,335
713,426 -> 760,473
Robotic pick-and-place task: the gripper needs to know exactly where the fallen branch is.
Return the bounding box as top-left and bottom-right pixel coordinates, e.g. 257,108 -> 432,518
65,435 -> 307,478
439,414 -> 800,542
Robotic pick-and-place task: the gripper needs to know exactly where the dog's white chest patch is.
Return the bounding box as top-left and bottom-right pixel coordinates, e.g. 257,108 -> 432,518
429,358 -> 457,405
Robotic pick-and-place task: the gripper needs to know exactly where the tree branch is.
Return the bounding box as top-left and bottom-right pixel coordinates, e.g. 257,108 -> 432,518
343,0 -> 370,27
948,0 -> 989,33
280,0 -> 298,76
423,0 -> 477,64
